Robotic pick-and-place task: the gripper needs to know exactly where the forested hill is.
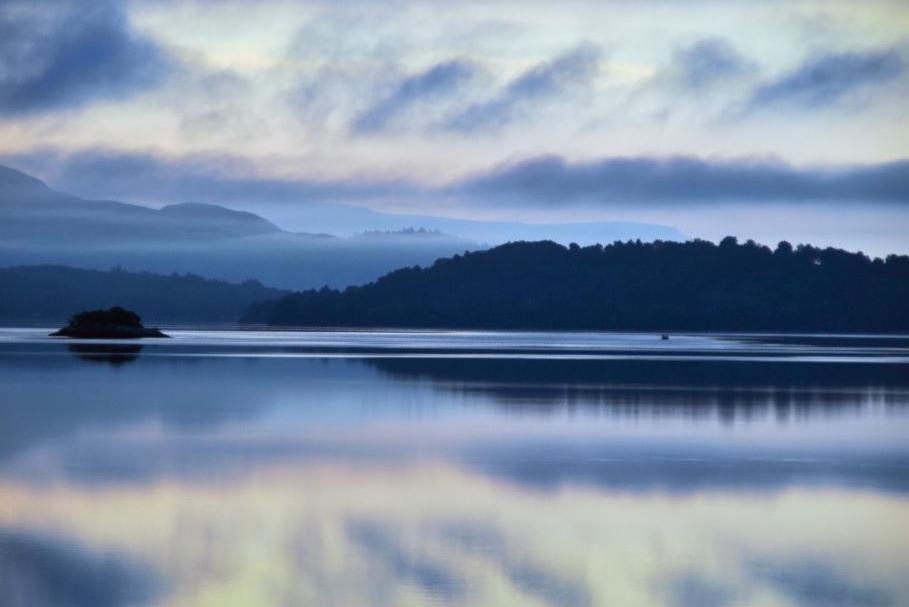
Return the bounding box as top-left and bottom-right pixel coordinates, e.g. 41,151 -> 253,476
0,265 -> 287,326
244,238 -> 909,332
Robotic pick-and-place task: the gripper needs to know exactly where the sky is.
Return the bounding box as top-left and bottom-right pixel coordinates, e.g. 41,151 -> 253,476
1,0 -> 908,253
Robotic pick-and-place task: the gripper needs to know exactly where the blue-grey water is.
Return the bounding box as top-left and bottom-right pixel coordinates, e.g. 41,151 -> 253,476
1,329 -> 908,607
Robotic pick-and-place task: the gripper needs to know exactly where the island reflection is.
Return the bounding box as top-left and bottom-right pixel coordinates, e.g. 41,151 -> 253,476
67,343 -> 143,366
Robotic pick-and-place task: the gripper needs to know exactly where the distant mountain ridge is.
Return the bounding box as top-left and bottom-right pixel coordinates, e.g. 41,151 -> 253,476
245,238 -> 909,332
156,202 -> 281,236
0,166 -> 282,242
0,164 -> 480,289
0,163 -> 691,290
0,165 -> 53,196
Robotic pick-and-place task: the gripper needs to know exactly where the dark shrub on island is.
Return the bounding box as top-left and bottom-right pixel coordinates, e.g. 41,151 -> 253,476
51,307 -> 168,338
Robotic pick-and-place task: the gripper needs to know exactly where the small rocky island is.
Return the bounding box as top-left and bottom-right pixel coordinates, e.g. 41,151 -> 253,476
51,307 -> 169,338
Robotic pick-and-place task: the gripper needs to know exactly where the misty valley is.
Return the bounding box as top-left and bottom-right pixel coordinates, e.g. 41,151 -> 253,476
2,161 -> 908,607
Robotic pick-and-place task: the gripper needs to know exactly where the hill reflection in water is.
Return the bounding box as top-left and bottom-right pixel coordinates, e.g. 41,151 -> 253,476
364,356 -> 909,419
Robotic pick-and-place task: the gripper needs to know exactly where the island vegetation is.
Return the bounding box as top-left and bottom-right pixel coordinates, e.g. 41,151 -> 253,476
51,307 -> 168,338
243,238 -> 909,332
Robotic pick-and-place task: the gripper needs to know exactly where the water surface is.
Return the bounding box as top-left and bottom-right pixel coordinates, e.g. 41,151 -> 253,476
1,329 -> 908,606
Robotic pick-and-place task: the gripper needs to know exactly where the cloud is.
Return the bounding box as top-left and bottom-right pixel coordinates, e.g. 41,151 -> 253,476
1,148 -> 416,205
351,59 -> 478,134
452,154 -> 909,205
746,47 -> 906,111
0,1 -> 173,116
295,43 -> 602,137
443,43 -> 602,133
4,148 -> 909,210
664,37 -> 755,90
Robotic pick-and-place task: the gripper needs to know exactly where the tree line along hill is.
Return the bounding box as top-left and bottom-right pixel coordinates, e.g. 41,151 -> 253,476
0,265 -> 287,326
242,238 -> 909,333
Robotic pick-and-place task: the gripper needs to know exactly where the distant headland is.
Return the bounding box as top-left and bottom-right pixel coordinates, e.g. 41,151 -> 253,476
51,307 -> 169,339
243,238 -> 909,333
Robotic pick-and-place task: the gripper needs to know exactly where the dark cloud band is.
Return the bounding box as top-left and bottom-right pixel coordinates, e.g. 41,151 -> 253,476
4,149 -> 908,208
351,60 -> 478,135
442,43 -> 602,133
746,48 -> 907,111
1,149 -> 417,205
0,1 -> 173,116
454,155 -> 909,205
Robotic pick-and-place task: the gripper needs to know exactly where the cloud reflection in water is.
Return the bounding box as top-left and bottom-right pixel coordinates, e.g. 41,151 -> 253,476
0,463 -> 906,607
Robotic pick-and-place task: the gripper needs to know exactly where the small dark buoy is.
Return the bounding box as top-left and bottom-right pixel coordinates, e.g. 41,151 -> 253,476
661,334 -> 669,340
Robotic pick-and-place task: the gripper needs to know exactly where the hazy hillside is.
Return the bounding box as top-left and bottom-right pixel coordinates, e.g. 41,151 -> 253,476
246,199 -> 686,245
0,165 -> 478,289
246,238 -> 909,332
0,265 -> 287,326
0,166 -> 282,243
0,165 -> 692,291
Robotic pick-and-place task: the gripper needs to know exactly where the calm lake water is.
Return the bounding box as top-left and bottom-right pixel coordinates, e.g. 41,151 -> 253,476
1,329 -> 908,607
